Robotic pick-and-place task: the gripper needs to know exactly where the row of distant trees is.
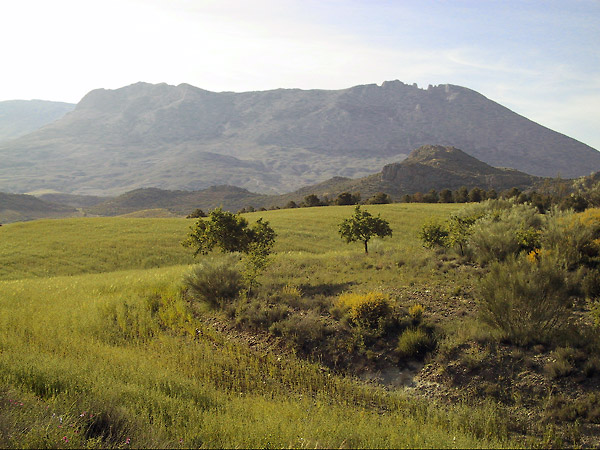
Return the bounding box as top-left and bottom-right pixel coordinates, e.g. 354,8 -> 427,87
186,177 -> 600,218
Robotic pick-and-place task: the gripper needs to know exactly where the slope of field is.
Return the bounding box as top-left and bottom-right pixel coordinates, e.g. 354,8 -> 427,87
0,204 -> 519,448
0,204 -> 458,280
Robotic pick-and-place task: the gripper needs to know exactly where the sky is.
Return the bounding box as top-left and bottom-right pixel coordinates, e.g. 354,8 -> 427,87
1,0 -> 599,149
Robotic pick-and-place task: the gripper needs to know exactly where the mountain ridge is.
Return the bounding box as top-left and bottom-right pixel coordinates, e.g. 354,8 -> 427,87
83,145 -> 544,217
0,81 -> 598,196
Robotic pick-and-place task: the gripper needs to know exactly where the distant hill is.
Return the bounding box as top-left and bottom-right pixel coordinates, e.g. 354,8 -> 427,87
0,192 -> 78,223
86,186 -> 270,217
274,145 -> 543,203
82,145 -> 544,216
0,100 -> 75,142
0,81 -> 598,196
37,193 -> 110,208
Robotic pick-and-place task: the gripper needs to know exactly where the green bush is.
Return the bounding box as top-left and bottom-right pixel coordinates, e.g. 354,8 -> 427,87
477,255 -> 571,346
541,208 -> 600,271
396,327 -> 435,359
234,297 -> 289,330
418,221 -> 449,249
336,292 -> 392,330
183,255 -> 244,308
468,203 -> 542,265
269,311 -> 329,351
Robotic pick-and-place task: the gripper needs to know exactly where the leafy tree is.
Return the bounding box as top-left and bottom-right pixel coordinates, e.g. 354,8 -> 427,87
335,192 -> 361,206
365,192 -> 392,204
183,208 -> 252,256
303,194 -> 323,207
485,189 -> 498,200
338,205 -> 392,253
468,187 -> 483,203
285,200 -> 298,209
423,189 -> 438,203
438,189 -> 453,203
502,187 -> 521,200
453,186 -> 469,203
182,208 -> 276,289
186,208 -> 206,219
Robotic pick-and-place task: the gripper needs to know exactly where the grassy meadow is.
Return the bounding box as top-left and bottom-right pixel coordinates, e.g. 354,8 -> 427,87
0,204 -> 531,448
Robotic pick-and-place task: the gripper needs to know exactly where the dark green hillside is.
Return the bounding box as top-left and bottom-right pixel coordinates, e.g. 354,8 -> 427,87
0,192 -> 78,223
81,146 -> 543,217
86,186 -> 270,216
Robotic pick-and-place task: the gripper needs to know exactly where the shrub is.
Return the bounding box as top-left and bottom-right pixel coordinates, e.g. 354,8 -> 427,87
396,327 -> 435,359
408,303 -> 425,324
468,203 -> 542,265
336,291 -> 392,330
418,221 -> 449,249
541,208 -> 600,270
269,311 -> 329,351
183,256 -> 244,308
234,297 -> 289,330
477,255 -> 571,346
544,347 -> 576,379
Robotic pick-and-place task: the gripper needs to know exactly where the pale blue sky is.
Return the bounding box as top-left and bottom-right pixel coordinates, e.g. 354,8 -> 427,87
1,0 -> 598,149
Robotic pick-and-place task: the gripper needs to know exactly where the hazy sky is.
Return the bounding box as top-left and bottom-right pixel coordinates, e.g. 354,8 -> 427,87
2,0 -> 599,149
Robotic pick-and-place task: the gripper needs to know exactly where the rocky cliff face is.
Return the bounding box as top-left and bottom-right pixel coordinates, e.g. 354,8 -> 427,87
0,81 -> 597,195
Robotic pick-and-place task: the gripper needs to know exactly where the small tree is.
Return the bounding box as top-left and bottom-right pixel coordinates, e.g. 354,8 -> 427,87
338,205 -> 392,253
302,194 -> 323,207
186,208 -> 206,219
335,192 -> 360,206
182,208 -> 276,290
365,192 -> 392,204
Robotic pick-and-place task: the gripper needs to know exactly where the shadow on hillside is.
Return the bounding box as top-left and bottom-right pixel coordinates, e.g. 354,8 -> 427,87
299,282 -> 355,297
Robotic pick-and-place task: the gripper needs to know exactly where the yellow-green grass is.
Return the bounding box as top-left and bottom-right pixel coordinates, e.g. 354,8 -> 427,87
0,266 -> 517,448
0,204 -> 460,281
0,218 -> 195,280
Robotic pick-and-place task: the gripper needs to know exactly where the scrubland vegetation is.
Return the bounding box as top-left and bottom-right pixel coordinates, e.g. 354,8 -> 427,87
1,202 -> 600,447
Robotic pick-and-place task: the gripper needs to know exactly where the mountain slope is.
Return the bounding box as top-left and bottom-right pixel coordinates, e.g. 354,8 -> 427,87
0,100 -> 75,142
0,81 -> 598,195
83,145 -> 543,215
0,192 -> 78,223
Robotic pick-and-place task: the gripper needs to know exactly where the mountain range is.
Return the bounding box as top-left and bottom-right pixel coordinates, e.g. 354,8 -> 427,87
0,100 -> 75,142
1,81 -> 598,196
82,145 -> 543,217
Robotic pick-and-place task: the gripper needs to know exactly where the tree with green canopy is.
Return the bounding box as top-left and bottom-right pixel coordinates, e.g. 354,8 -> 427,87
338,205 -> 392,254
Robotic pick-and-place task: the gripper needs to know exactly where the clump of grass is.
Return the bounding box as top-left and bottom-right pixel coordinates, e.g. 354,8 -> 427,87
544,347 -> 577,379
269,311 -> 330,352
183,255 -> 244,308
396,327 -> 435,359
408,303 -> 425,324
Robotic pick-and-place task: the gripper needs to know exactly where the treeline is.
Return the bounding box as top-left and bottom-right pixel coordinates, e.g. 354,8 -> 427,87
185,174 -> 600,218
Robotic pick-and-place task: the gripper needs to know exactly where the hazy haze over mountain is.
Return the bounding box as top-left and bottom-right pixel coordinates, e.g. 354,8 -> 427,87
0,81 -> 598,196
0,100 -> 75,142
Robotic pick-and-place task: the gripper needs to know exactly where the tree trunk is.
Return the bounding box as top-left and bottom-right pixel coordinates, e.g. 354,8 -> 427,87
364,240 -> 369,254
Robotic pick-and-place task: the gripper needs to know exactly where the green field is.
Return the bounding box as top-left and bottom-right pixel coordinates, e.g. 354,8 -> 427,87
1,204 -> 528,448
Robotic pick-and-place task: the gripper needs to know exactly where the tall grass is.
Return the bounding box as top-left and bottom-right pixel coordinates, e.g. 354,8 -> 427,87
0,266 -> 516,448
0,204 -> 523,448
